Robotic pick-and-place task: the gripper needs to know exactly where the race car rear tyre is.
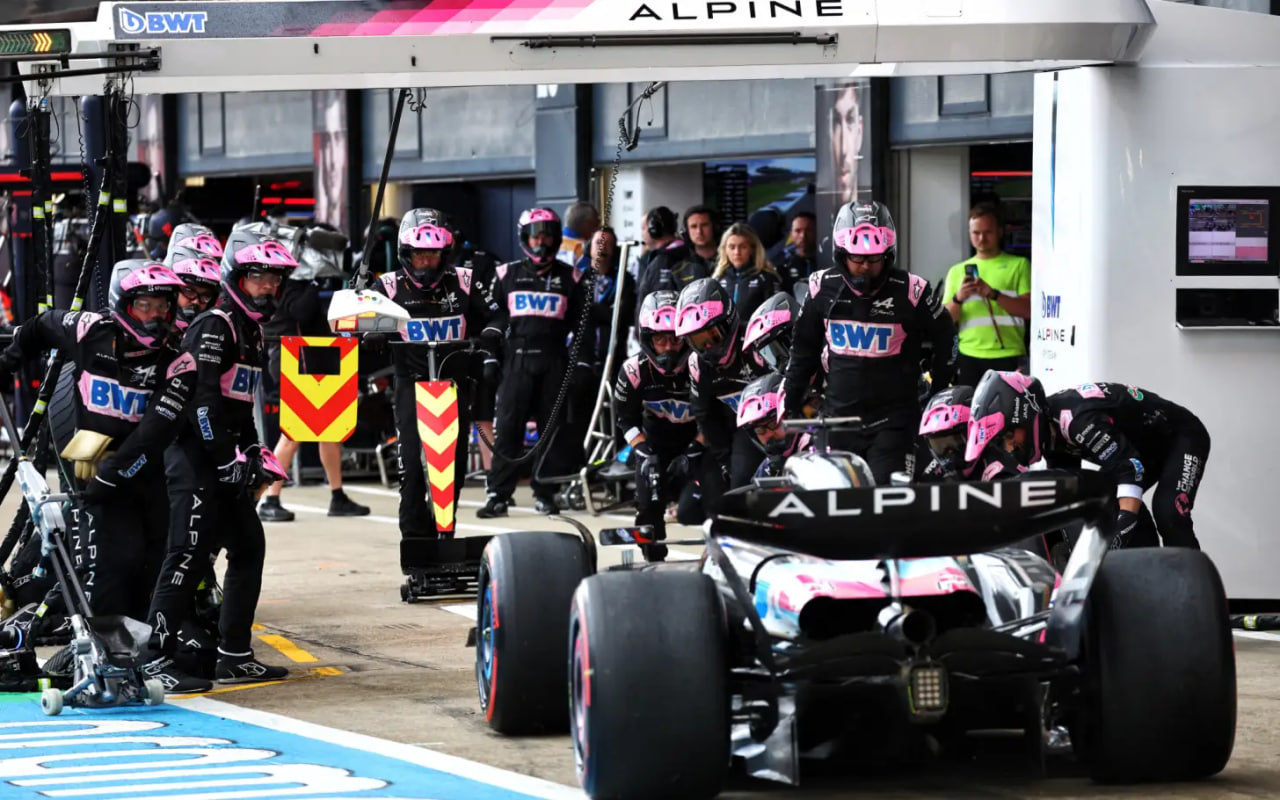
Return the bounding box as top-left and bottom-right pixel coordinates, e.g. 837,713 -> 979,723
476,531 -> 590,735
1076,547 -> 1236,783
570,570 -> 729,800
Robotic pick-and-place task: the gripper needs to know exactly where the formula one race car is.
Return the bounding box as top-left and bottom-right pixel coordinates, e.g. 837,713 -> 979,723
471,418 -> 1237,800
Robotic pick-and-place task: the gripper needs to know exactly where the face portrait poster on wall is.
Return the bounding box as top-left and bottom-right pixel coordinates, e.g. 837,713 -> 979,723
313,89 -> 348,234
815,78 -> 875,261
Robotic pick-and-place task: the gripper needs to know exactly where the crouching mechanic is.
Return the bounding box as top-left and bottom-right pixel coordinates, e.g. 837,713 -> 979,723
0,261 -> 191,648
478,207 -> 589,518
165,235 -> 223,330
369,208 -> 496,541
615,290 -> 704,562
143,229 -> 298,691
966,372 -> 1211,550
735,373 -> 811,480
916,385 -> 978,481
782,200 -> 955,484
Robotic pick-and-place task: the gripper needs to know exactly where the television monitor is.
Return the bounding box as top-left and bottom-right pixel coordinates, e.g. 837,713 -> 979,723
1176,186 -> 1278,277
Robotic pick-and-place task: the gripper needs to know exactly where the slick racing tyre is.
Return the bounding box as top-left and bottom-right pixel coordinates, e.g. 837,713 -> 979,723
476,531 -> 590,734
1075,548 -> 1236,783
571,570 -> 729,800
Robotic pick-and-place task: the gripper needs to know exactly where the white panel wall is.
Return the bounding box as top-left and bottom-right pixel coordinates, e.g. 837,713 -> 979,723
902,146 -> 971,288
608,164 -> 705,246
1032,64 -> 1280,598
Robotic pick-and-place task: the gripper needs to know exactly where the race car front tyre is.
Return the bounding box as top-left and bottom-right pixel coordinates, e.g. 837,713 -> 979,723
1075,547 -> 1236,783
570,570 -> 729,800
476,531 -> 590,734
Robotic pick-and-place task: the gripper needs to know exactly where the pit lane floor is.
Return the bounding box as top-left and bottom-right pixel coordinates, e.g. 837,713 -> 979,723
23,479 -> 1280,799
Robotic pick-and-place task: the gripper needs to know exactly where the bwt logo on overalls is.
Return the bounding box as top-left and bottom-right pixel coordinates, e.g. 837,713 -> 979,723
511,292 -> 564,317
118,8 -> 208,35
85,377 -> 149,421
406,316 -> 463,342
223,365 -> 261,401
644,399 -> 692,423
827,322 -> 899,355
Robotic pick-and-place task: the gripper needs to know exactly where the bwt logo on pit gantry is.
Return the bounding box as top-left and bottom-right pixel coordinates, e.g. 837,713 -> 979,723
118,7 -> 209,35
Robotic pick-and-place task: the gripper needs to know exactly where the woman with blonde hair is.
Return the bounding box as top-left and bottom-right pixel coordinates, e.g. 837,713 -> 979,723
713,221 -> 782,324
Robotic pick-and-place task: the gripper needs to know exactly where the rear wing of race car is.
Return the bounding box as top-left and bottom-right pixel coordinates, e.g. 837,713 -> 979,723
712,472 -> 1117,561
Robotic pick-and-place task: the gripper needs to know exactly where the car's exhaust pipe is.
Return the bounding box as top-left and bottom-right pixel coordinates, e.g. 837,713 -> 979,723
880,606 -> 936,646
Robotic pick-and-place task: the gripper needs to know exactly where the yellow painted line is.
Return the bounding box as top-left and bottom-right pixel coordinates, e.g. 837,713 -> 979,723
257,633 -> 320,663
168,666 -> 344,699
251,623 -> 266,631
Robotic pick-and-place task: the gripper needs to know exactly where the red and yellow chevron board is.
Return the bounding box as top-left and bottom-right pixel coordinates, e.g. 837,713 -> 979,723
279,336 -> 359,442
416,381 -> 460,533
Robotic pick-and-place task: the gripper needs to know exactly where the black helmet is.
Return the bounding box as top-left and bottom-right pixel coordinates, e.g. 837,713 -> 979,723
108,259 -> 185,348
919,385 -> 974,475
674,277 -> 739,364
397,208 -> 456,286
636,290 -> 688,375
964,371 -> 1049,468
742,291 -> 796,374
832,199 -> 897,294
518,207 -> 562,268
220,229 -> 298,323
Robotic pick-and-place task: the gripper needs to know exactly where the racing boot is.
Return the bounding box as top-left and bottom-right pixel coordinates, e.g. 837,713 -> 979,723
258,496 -> 295,522
141,654 -> 214,694
328,489 -> 370,517
215,650 -> 289,684
0,603 -> 40,651
476,496 -> 509,519
534,495 -> 559,515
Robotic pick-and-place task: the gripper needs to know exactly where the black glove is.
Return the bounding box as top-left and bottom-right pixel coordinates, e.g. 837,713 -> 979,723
80,475 -> 118,506
632,441 -> 660,505
216,455 -> 249,492
363,332 -> 389,355
1111,508 -> 1140,550
670,440 -> 706,481
479,329 -> 504,358
482,357 -> 501,386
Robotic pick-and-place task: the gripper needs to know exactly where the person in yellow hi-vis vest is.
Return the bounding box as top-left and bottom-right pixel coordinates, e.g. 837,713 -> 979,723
943,202 -> 1032,386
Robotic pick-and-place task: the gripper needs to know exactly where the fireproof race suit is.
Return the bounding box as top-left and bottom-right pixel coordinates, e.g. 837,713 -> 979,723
484,257 -> 588,503
614,353 -> 702,552
371,265 -> 496,538
689,335 -> 769,507
0,310 -> 193,620
783,267 -> 956,483
146,300 -> 271,659
1045,382 -> 1210,549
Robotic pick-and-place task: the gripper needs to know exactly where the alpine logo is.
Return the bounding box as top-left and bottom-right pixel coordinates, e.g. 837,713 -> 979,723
872,297 -> 894,311
118,7 -> 209,36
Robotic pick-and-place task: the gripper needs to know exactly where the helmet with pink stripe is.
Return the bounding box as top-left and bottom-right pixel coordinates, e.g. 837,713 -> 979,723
743,291 -> 796,373
964,370 -> 1049,467
220,229 -> 298,323
518,207 -> 562,268
398,208 -> 456,287
108,259 -> 185,349
165,224 -> 224,264
675,278 -> 739,363
919,385 -> 974,476
637,290 -> 688,375
832,200 -> 897,295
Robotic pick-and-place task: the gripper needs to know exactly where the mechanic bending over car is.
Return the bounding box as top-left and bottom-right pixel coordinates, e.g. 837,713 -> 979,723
676,278 -> 770,512
782,200 -> 956,485
966,371 -> 1211,550
735,373 -> 813,481
915,385 -> 978,481
366,208 -> 497,542
614,290 -> 705,562
0,261 -> 192,651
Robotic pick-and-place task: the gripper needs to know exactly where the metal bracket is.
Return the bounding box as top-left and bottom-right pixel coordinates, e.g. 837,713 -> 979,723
1,47 -> 161,86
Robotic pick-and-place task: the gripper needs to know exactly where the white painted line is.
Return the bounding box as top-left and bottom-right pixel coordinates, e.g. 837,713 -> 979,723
442,603 -> 477,622
177,696 -> 586,800
342,484 -> 638,523
1233,629 -> 1280,643
285,503 -> 510,535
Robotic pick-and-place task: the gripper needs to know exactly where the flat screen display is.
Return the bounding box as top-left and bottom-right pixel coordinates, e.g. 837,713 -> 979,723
1186,198 -> 1270,263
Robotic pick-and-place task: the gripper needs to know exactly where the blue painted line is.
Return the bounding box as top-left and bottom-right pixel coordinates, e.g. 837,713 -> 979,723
0,694 -> 584,800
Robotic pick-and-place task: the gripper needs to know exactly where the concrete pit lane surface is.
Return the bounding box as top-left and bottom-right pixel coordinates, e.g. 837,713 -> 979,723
5,480 -> 1280,800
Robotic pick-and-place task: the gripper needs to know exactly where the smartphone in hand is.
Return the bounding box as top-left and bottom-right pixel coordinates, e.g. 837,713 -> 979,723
964,263 -> 979,283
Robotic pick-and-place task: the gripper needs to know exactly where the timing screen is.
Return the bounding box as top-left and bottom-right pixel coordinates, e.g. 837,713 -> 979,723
1188,199 -> 1270,262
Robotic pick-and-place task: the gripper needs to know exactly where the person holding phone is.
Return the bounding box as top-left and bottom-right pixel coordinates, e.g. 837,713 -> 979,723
943,202 -> 1032,385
